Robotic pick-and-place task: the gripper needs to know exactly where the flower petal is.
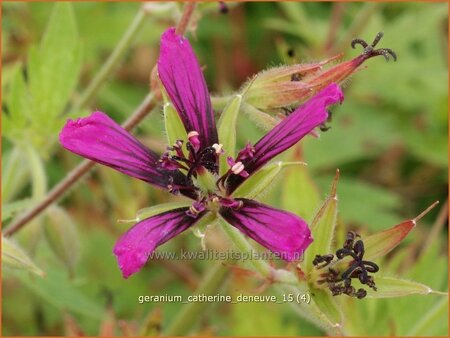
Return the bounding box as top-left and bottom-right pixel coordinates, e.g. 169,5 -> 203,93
226,83 -> 344,194
158,27 -> 218,148
113,207 -> 206,278
220,198 -> 313,261
59,111 -> 195,198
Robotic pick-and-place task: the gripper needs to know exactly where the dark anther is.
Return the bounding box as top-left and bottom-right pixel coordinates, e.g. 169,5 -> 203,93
362,261 -> 379,273
313,254 -> 334,269
314,231 -> 379,299
336,248 -> 358,260
351,31 -> 397,62
344,231 -> 360,250
353,240 -> 365,259
355,288 -> 367,299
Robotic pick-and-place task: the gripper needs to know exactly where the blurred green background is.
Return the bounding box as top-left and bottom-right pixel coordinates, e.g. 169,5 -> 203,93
2,1 -> 448,336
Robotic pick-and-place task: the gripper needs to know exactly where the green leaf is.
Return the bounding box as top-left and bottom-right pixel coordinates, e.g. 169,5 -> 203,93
2,199 -> 31,222
365,276 -> 447,298
164,101 -> 187,146
26,2 -> 82,147
26,144 -> 47,200
14,267 -> 103,319
2,148 -> 29,202
406,297 -> 449,335
3,67 -> 30,139
303,170 -> 339,274
310,288 -> 342,328
233,161 -> 306,199
217,94 -> 242,175
2,235 -> 44,277
44,206 -> 80,275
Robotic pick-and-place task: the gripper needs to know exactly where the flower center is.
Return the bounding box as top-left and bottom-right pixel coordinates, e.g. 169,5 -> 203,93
158,132 -> 256,219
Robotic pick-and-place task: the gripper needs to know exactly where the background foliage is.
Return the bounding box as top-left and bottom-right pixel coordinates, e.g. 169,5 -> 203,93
2,2 -> 448,336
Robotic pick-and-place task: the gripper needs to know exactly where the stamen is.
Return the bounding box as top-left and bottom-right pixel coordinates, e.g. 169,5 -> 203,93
237,142 -> 256,161
231,161 -> 245,175
186,201 -> 206,218
212,143 -> 224,155
220,197 -> 243,209
188,131 -> 201,151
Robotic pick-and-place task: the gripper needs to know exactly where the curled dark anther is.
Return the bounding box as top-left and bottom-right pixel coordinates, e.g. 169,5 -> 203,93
351,31 -> 397,62
313,254 -> 335,268
313,231 -> 380,299
344,231 -> 360,250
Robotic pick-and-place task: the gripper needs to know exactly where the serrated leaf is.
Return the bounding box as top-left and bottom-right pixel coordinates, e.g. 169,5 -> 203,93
26,2 -> 82,147
164,101 -> 187,146
365,276 -> 446,298
217,94 -> 242,175
310,288 -> 342,328
44,206 -> 80,274
233,161 -> 306,199
2,199 -> 31,222
2,235 -> 44,276
303,170 -> 339,274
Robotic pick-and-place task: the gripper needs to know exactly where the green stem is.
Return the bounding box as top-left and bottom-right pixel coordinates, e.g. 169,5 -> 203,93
70,9 -> 148,113
162,261 -> 229,336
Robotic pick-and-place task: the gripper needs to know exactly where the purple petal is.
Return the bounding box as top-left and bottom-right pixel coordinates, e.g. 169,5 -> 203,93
220,199 -> 313,261
227,83 -> 344,194
59,111 -> 195,197
158,27 -> 218,148
113,207 -> 206,278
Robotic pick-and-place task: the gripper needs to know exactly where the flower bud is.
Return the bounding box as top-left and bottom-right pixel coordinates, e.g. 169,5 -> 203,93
244,32 -> 396,112
243,54 -> 341,110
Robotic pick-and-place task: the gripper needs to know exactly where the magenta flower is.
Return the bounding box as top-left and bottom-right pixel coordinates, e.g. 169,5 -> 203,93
60,27 -> 344,278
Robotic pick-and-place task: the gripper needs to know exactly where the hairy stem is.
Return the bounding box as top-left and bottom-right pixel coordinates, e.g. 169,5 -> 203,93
162,261 -> 229,336
175,2 -> 196,35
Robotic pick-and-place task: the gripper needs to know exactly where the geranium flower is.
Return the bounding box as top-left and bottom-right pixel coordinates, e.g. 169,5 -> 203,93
59,27 -> 344,278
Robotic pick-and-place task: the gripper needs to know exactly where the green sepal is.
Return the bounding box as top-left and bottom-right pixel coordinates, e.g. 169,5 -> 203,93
217,94 -> 242,176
